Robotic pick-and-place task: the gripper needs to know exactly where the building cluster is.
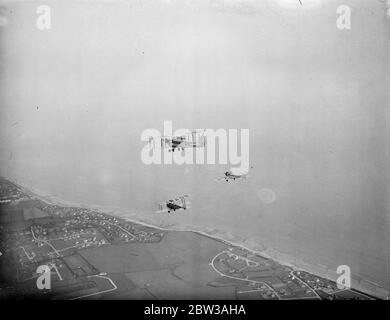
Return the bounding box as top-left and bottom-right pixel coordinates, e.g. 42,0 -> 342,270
41,204 -> 164,244
215,250 -> 321,300
293,271 -> 338,293
0,179 -> 30,202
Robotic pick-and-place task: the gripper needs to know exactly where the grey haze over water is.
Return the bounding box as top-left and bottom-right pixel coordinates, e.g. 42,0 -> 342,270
1,0 -> 389,290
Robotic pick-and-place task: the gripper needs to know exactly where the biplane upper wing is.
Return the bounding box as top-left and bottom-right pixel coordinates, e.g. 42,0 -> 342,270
149,130 -> 206,150
155,195 -> 190,213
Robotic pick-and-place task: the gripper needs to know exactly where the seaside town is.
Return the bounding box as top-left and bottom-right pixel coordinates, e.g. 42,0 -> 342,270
0,177 -> 376,300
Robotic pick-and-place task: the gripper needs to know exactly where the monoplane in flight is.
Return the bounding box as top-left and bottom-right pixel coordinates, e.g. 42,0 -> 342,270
156,195 -> 190,213
149,130 -> 206,152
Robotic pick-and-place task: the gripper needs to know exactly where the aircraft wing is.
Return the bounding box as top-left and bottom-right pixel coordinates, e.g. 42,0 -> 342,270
214,174 -> 248,182
232,174 -> 248,179
155,196 -> 190,213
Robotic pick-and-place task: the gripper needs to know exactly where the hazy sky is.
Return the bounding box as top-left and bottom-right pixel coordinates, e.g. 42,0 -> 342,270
0,0 -> 389,292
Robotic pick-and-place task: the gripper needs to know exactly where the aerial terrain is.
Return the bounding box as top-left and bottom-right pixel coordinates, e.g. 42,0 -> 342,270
0,0 -> 389,300
0,177 -> 377,300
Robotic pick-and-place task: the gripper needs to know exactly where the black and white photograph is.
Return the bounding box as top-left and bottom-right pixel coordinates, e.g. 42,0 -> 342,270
0,0 -> 389,306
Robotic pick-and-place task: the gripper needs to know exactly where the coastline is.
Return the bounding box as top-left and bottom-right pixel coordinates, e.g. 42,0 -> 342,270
6,175 -> 389,300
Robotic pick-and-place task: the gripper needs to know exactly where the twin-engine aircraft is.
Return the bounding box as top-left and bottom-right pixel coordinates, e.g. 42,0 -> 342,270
156,195 -> 190,214
148,130 -> 206,152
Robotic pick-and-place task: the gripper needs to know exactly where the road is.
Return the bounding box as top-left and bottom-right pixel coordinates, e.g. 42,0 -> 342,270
31,226 -> 60,257
210,250 -> 282,300
70,274 -> 117,300
211,250 -> 324,300
290,271 -> 322,299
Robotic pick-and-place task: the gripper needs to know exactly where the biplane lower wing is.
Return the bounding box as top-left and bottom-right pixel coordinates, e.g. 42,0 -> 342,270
214,174 -> 248,182
155,195 -> 190,213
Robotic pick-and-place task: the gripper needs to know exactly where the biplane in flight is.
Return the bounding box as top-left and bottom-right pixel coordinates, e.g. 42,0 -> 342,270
215,167 -> 252,182
156,195 -> 190,213
148,130 -> 206,152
